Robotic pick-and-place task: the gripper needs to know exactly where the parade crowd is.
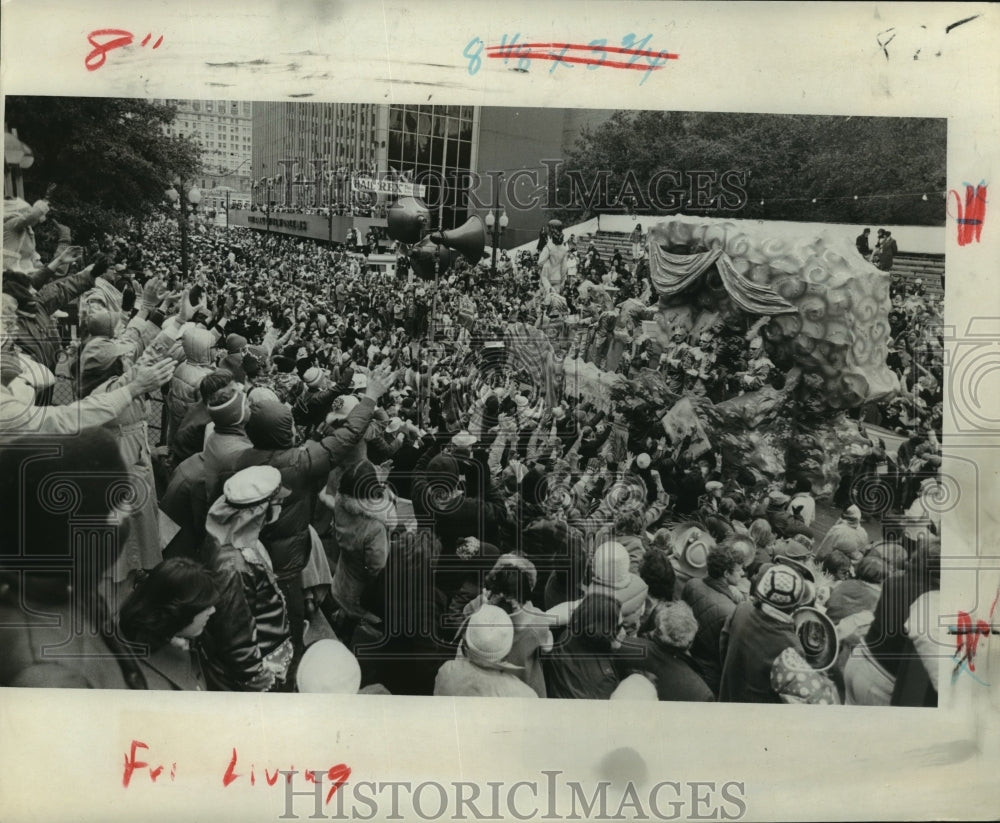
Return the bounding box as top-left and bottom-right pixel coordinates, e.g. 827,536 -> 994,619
0,199 -> 943,706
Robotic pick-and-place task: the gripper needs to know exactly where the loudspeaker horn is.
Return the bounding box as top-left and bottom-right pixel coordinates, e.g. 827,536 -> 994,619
432,215 -> 486,264
409,236 -> 460,280
386,196 -> 431,244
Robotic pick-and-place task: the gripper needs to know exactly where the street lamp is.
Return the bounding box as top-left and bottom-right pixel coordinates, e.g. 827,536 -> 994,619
484,181 -> 509,278
165,181 -> 202,280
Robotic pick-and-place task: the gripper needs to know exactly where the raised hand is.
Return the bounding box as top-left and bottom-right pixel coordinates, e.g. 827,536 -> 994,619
130,358 -> 176,396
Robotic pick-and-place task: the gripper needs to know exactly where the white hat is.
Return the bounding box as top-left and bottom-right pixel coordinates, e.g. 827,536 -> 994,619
635,453 -> 651,470
591,542 -> 631,590
303,367 -> 325,388
326,393 -> 360,424
385,416 -> 404,434
223,465 -> 290,507
350,372 -> 369,391
451,430 -> 477,449
296,639 -> 362,694
610,673 -> 658,702
463,605 -> 520,670
514,395 -> 529,409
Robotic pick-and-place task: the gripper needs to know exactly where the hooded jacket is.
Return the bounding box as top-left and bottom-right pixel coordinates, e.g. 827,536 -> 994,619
233,396 -> 377,580
168,327 -> 216,441
330,493 -> 390,617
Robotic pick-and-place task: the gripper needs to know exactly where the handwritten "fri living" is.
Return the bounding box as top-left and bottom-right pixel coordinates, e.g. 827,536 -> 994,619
123,740 -> 352,804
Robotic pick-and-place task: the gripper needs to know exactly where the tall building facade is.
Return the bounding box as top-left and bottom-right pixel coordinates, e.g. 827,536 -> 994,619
473,107 -> 614,249
158,99 -> 253,205
251,102 -> 388,209
385,104 -> 480,231
245,101 -> 606,244
249,102 -> 479,229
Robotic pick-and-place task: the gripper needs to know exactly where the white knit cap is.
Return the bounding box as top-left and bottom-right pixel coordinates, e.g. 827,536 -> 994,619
296,639 -> 362,694
463,605 -> 518,668
610,673 -> 658,701
591,541 -> 630,590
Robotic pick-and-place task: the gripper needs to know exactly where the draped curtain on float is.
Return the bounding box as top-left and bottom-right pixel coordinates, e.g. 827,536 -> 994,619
647,245 -> 798,316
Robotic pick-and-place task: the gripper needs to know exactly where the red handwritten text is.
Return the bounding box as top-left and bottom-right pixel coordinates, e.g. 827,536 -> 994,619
951,592 -> 998,684
85,29 -> 163,72
948,181 -> 987,246
222,748 -> 352,803
484,41 -> 678,71
122,742 -> 352,800
122,740 -> 177,788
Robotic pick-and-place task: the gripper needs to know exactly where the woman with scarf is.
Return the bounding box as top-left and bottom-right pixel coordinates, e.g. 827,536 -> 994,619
200,465 -> 294,692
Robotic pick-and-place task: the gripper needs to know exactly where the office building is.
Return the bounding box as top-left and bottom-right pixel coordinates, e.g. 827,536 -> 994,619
158,99 -> 253,205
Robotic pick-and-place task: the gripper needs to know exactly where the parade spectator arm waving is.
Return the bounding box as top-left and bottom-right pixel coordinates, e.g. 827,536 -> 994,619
0,358 -> 174,434
315,363 -> 395,468
34,261 -> 99,316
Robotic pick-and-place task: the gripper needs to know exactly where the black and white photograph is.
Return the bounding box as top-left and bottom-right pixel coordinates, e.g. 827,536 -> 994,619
1,97 -> 949,707
0,2 -> 997,822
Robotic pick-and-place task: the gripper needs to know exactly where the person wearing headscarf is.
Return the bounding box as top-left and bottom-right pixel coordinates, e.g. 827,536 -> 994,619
200,466 -> 294,692
167,325 -> 218,451
172,369 -> 235,464
326,460 -> 393,640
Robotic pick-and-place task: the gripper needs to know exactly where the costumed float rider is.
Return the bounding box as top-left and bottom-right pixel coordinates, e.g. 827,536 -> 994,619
538,219 -> 569,297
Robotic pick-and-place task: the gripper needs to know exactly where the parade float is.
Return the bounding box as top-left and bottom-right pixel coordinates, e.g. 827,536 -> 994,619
607,216 -> 901,497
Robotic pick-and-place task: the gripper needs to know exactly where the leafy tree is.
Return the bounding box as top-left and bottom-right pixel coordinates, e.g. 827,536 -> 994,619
5,96 -> 202,242
551,111 -> 946,226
